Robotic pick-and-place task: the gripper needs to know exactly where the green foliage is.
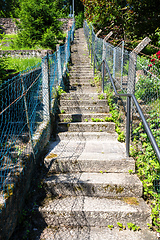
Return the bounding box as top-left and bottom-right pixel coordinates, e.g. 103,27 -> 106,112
135,75 -> 160,103
108,225 -> 114,230
98,94 -> 104,100
117,222 -> 126,230
82,0 -> 159,43
0,0 -> 19,17
57,86 -> 66,96
104,86 -> 125,142
91,118 -> 104,122
127,223 -> 140,231
0,57 -> 8,83
13,0 -> 64,50
131,113 -> 160,232
6,57 -> 41,73
75,12 -> 84,29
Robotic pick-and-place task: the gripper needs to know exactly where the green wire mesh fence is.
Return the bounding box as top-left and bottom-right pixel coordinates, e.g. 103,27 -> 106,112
0,22 -> 75,207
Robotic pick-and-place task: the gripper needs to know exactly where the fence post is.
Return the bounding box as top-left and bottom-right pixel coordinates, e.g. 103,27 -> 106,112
121,41 -> 124,88
102,31 -> 113,89
126,96 -> 131,157
42,52 -> 51,122
102,31 -> 113,62
65,31 -> 69,74
113,47 -> 116,79
21,76 -> 35,158
56,45 -> 62,85
127,37 -> 151,95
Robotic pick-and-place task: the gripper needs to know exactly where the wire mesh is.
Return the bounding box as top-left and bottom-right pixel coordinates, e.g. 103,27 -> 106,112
0,21 -> 74,207
84,20 -> 160,163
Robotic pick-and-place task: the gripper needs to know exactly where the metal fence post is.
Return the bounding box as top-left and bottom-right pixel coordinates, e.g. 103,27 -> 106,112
42,52 -> 51,122
121,41 -> 124,88
21,76 -> 35,158
56,45 -> 62,85
113,47 -> 116,79
126,96 -> 131,157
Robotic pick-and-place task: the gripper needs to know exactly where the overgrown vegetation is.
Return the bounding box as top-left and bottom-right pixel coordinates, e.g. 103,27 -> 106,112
81,0 -> 160,47
131,118 -> 160,232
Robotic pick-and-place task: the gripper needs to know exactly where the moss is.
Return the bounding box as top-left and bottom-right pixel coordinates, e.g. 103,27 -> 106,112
73,185 -> 83,192
45,153 -> 58,159
4,183 -> 14,199
123,197 -> 139,205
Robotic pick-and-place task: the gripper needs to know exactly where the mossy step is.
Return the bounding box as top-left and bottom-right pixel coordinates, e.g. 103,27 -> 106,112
39,196 -> 151,228
44,172 -> 142,197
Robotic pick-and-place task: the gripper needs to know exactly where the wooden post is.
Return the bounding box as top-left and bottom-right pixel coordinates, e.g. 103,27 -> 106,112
42,52 -> 51,122
102,31 -> 113,62
127,37 -> 151,94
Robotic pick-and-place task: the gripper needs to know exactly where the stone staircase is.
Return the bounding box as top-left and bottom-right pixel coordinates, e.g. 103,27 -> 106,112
39,29 -> 157,239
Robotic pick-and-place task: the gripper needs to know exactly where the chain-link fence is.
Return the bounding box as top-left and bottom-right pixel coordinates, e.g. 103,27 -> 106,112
0,22 -> 74,206
84,20 -> 160,163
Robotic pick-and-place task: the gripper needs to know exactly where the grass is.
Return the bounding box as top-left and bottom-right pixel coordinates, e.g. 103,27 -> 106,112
0,34 -> 17,50
6,57 -> 41,73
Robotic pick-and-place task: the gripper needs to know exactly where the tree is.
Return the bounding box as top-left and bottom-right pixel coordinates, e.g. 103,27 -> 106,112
82,0 -> 160,43
0,0 -> 19,17
14,0 -> 64,49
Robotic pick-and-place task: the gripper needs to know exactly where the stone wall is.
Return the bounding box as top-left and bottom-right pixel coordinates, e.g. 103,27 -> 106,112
0,49 -> 54,58
0,18 -> 73,35
0,18 -> 19,34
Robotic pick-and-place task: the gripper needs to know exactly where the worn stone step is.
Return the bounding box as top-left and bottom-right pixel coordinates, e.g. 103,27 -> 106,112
60,93 -> 106,100
59,105 -> 109,114
69,82 -> 94,87
60,99 -> 108,107
39,196 -> 151,228
38,226 -> 157,240
44,172 -> 142,197
58,113 -> 112,122
69,66 -> 92,71
68,85 -> 97,93
44,152 -> 135,174
69,73 -> 94,81
56,132 -> 119,141
58,122 -> 115,132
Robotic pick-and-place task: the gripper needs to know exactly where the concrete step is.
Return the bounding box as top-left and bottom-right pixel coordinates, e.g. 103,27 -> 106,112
59,105 -> 109,114
69,76 -> 94,80
68,85 -> 97,93
56,132 -> 119,141
39,196 -> 152,228
60,93 -> 106,100
60,99 -> 108,107
58,122 -> 115,133
38,226 -> 157,240
44,154 -> 135,174
44,172 -> 142,197
44,139 -> 133,172
58,113 -> 112,122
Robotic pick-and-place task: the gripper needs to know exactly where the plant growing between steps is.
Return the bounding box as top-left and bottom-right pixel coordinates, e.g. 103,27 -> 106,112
117,222 -> 126,231
104,86 -> 125,142
127,223 -> 141,231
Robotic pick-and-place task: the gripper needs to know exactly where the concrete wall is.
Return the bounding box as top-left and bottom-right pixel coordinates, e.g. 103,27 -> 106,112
0,120 -> 52,240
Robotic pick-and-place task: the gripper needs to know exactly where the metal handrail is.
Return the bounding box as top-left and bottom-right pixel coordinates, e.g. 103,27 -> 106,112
103,59 -> 160,162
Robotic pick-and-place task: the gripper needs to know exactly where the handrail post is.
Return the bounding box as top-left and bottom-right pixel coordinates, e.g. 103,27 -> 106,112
102,60 -> 105,93
126,96 -> 131,157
